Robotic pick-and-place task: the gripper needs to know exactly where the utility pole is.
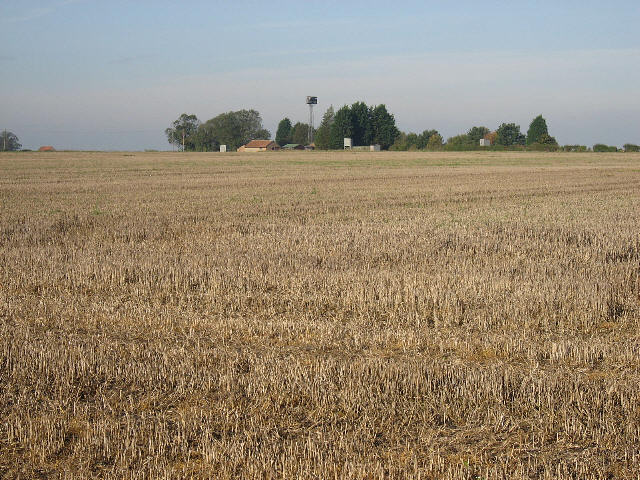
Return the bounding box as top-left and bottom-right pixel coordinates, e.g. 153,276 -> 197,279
2,130 -> 5,152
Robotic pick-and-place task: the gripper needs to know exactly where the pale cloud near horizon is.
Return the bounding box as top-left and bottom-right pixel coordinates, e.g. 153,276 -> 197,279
2,0 -> 84,23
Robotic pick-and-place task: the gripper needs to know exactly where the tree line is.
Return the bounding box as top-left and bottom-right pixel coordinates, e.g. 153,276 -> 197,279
391,115 -> 559,151
3,109 -> 636,153
165,107 -> 638,153
391,115 -> 639,153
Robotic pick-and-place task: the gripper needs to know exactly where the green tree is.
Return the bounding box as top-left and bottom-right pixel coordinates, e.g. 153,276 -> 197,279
467,126 -> 490,144
192,123 -> 219,151
390,132 -> 408,151
291,122 -> 311,145
165,113 -> 200,151
496,123 -> 526,146
593,144 -> 618,152
370,104 -> 399,150
1,130 -> 21,151
526,115 -> 549,145
325,103 -> 399,150
427,133 -> 444,150
538,133 -> 558,145
275,118 -> 293,146
623,143 -> 639,152
445,134 -> 474,150
418,130 -> 439,149
200,112 -> 238,150
406,133 -> 420,150
234,109 -> 270,144
528,133 -> 559,151
351,101 -> 372,146
314,106 -> 334,150
329,105 -> 354,149
199,109 -> 270,151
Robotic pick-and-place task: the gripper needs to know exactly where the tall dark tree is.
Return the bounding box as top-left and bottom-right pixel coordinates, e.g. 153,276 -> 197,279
316,102 -> 399,150
350,101 -> 372,146
1,130 -> 21,151
291,122 -> 311,145
496,123 -> 526,146
165,114 -> 200,151
329,105 -> 354,149
467,126 -> 490,144
275,118 -> 293,146
526,115 -> 549,145
370,104 -> 399,150
314,106 -> 334,150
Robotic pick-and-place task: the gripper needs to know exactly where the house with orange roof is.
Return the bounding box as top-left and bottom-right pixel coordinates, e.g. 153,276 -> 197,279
237,140 -> 280,152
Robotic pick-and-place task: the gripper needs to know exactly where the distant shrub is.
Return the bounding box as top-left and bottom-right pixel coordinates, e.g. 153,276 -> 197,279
593,144 -> 618,152
443,144 -> 479,152
528,142 -> 559,152
562,145 -> 588,152
623,144 -> 639,152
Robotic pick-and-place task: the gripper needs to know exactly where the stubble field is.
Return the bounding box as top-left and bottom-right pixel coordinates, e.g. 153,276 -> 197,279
1,150 -> 640,479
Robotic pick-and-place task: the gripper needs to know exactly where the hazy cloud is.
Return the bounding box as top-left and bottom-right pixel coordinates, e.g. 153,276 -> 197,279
5,46 -> 639,150
2,0 -> 84,23
108,55 -> 153,65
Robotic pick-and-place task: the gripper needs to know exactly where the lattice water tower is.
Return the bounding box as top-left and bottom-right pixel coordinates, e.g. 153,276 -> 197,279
306,96 -> 317,144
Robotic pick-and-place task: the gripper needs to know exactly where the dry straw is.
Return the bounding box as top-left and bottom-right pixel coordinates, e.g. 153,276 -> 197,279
1,150 -> 639,479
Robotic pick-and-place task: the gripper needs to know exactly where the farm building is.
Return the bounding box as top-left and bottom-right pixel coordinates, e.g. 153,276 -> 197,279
282,144 -> 305,150
238,140 -> 280,152
38,146 -> 56,152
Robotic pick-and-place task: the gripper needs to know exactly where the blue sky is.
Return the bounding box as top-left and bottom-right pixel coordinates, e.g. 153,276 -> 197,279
1,0 -> 639,150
